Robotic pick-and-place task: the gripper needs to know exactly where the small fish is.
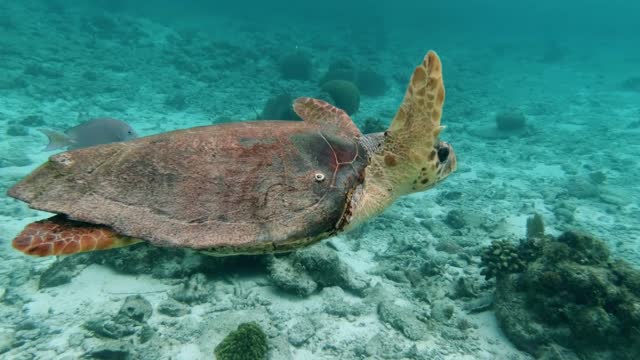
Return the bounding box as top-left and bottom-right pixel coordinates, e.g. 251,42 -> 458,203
40,118 -> 138,151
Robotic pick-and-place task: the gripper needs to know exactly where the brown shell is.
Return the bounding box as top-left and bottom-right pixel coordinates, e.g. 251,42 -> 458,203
8,118 -> 368,254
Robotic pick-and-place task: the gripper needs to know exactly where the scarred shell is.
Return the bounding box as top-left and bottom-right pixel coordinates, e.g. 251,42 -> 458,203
9,119 -> 368,254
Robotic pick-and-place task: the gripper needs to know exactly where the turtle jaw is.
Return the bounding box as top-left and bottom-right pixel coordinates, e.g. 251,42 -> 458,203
339,141 -> 457,233
435,141 -> 457,183
339,169 -> 398,232
410,140 -> 457,194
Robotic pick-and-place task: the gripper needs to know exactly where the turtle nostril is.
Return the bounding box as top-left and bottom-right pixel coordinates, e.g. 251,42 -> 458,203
437,146 -> 450,162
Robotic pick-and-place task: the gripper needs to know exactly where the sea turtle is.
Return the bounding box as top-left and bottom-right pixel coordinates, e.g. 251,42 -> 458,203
7,51 -> 456,257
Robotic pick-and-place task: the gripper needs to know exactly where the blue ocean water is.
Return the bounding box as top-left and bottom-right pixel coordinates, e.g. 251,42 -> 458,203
0,1 -> 639,359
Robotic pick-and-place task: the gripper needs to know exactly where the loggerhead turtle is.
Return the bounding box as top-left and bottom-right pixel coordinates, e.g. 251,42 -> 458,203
7,51 -> 456,257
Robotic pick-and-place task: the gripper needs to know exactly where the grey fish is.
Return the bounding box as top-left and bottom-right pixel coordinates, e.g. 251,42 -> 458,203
40,118 -> 138,151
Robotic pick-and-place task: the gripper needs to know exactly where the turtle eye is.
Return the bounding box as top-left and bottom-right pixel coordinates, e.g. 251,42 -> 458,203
314,173 -> 326,182
437,146 -> 449,162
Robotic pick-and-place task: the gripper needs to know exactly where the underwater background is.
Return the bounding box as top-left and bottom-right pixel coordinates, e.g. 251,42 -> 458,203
1,0 -> 639,359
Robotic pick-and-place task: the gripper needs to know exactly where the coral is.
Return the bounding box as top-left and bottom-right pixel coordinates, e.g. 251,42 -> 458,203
91,244 -> 204,278
85,348 -> 131,360
84,295 -> 154,343
321,286 -> 361,317
86,14 -> 118,37
444,209 -> 466,229
287,318 -> 315,347
19,115 -> 45,127
23,63 -> 63,79
38,254 -> 90,289
0,151 -> 32,167
517,235 -> 547,264
0,328 -> 15,354
540,42 -> 566,64
480,239 -> 525,280
566,177 -> 599,199
82,70 -> 98,81
157,299 -> 190,317
621,77 -> 640,92
0,76 -> 27,90
320,58 -> 357,85
320,80 -> 360,115
492,231 -> 640,358
431,301 -> 456,321
0,14 -> 15,30
360,117 -> 386,134
267,243 -> 369,296
377,300 -> 428,340
117,295 -> 152,322
555,231 -> 609,265
494,278 -> 558,354
356,69 -> 389,97
495,110 -> 526,131
278,51 -> 312,80
169,273 -> 212,304
435,239 -> 463,254
214,322 -> 267,360
291,244 -> 368,295
525,213 -> 545,240
267,256 -> 318,296
259,93 -> 300,121
164,93 -> 188,110
6,125 -> 28,137
610,260 -> 640,297
169,54 -> 202,75
589,171 -> 607,185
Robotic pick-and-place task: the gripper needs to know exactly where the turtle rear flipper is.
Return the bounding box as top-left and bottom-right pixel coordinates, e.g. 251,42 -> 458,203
12,215 -> 140,256
293,97 -> 362,139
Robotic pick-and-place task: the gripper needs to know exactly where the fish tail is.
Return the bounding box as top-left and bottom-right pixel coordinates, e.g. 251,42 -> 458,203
39,129 -> 72,151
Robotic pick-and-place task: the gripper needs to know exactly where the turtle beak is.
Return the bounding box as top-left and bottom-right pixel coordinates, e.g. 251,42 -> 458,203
436,141 -> 456,180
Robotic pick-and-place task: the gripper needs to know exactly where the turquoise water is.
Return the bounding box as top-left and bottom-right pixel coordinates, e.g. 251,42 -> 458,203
1,1 -> 639,359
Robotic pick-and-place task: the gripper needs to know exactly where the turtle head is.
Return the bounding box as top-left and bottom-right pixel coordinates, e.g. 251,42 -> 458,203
419,140 -> 456,191
342,51 -> 457,230
359,133 -> 457,193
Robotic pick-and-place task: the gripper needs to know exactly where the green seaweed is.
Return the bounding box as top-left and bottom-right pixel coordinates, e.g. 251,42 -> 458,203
214,322 -> 267,360
320,58 -> 357,85
356,69 -> 388,97
526,213 -> 545,240
278,51 -> 312,80
259,93 -> 300,121
320,80 -> 360,115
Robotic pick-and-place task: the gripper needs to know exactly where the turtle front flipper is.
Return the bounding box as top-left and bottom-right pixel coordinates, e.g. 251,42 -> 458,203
344,51 -> 457,229
12,215 -> 141,256
373,51 -> 456,194
384,51 -> 456,193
